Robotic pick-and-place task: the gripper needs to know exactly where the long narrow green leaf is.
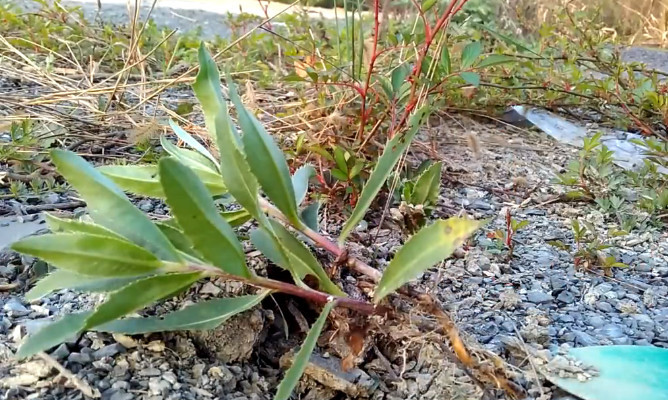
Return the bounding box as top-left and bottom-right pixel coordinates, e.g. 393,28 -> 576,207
50,150 -> 180,262
169,119 -> 219,168
192,43 -> 227,139
292,164 -> 315,206
339,106 -> 431,242
159,158 -> 250,278
156,223 -> 198,257
96,165 -> 164,198
84,272 -> 202,329
12,233 -> 163,277
192,46 -> 262,218
26,269 -> 141,301
227,76 -> 299,225
97,292 -> 268,334
274,301 -> 334,400
267,220 -> 344,296
159,136 -> 220,177
17,312 -> 91,359
98,163 -> 227,198
374,218 -> 480,302
45,213 -> 125,240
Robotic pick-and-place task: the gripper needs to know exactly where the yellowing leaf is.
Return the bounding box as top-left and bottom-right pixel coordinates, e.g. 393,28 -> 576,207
374,218 -> 480,302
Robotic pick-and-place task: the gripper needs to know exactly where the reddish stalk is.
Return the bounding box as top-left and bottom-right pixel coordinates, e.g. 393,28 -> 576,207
187,263 -> 381,315
356,0 -> 382,142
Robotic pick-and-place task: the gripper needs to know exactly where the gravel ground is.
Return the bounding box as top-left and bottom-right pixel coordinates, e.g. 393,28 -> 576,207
2,2 -> 668,400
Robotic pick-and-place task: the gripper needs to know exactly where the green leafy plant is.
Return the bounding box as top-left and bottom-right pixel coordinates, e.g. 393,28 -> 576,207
486,209 -> 528,258
548,219 -> 628,276
556,132 -> 667,230
12,45 -> 480,399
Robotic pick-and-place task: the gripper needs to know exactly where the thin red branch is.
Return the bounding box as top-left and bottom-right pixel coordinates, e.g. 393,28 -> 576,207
356,0 -> 382,142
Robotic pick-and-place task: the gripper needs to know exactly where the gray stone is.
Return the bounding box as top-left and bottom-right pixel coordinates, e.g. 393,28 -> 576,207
559,314 -> 575,323
67,352 -> 92,364
599,324 -> 625,339
110,391 -> 135,400
587,315 -> 606,328
597,302 -> 613,313
635,263 -> 652,272
550,276 -> 568,291
573,331 -> 598,346
527,290 -> 552,304
138,199 -> 155,212
140,367 -> 162,377
469,199 -> 492,210
3,298 -> 29,316
51,344 -> 70,360
43,193 -> 61,204
93,343 -> 125,359
556,291 -> 575,304
149,378 -> 171,396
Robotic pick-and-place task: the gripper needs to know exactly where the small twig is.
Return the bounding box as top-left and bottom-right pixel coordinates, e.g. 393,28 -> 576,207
23,201 -> 86,214
37,352 -> 100,398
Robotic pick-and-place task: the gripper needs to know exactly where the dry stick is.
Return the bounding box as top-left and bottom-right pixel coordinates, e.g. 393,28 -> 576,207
38,352 -> 100,398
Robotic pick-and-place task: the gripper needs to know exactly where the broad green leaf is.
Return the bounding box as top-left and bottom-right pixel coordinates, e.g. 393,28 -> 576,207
227,76 -> 300,225
460,71 -> 480,87
547,345 -> 668,400
98,163 -> 227,198
193,47 -> 261,218
45,213 -> 125,240
374,218 -> 480,302
12,233 -> 163,277
339,106 -> 431,242
333,147 -> 348,174
300,202 -> 320,231
441,46 -> 451,75
84,272 -> 202,329
26,269 -> 141,301
169,119 -> 219,168
410,161 -> 442,205
50,150 -> 180,262
156,223 -> 197,257
292,164 -> 315,206
274,301 -> 334,400
461,42 -> 482,69
390,65 -> 410,95
96,292 -> 268,334
159,158 -> 249,278
267,220 -> 344,296
476,54 -> 517,69
96,165 -> 164,198
17,312 -> 91,359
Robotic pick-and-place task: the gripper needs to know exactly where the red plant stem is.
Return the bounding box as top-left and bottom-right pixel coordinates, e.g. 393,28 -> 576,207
390,0 -> 470,138
356,0 -> 382,142
259,198 -> 383,282
187,263 -> 381,315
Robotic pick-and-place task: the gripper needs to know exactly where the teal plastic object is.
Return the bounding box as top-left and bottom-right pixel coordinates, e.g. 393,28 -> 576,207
548,345 -> 668,400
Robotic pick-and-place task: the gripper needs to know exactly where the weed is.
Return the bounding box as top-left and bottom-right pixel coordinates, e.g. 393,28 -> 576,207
9,47 -> 505,400
486,208 -> 528,258
548,219 -> 628,276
